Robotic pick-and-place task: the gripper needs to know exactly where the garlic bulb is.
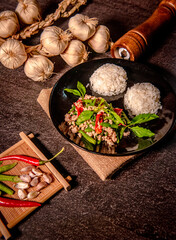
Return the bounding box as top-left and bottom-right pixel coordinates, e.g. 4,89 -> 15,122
16,0 -> 41,25
61,40 -> 88,67
68,14 -> 98,41
88,25 -> 110,53
40,26 -> 72,56
0,11 -> 20,38
0,39 -> 27,69
24,55 -> 54,81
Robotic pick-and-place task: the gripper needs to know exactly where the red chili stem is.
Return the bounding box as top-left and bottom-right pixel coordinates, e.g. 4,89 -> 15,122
0,197 -> 41,207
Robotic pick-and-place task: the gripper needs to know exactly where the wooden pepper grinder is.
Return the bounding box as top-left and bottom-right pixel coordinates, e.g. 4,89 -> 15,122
111,0 -> 176,61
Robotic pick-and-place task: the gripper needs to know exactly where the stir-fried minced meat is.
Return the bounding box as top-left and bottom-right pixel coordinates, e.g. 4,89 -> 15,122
61,82 -> 158,153
62,94 -> 126,147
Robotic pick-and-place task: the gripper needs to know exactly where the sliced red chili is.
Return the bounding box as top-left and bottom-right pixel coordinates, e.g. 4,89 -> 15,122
95,113 -> 104,134
0,196 -> 41,207
74,100 -> 83,116
114,108 -> 123,116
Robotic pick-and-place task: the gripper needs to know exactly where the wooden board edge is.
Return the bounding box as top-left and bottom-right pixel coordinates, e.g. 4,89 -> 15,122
7,176 -> 72,229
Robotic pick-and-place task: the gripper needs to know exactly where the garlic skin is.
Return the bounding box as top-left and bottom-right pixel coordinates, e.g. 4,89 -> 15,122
0,11 -> 20,38
24,55 -> 54,81
88,25 -> 110,53
0,39 -> 27,69
16,0 -> 41,25
61,40 -> 88,67
40,26 -> 71,56
68,14 -> 98,41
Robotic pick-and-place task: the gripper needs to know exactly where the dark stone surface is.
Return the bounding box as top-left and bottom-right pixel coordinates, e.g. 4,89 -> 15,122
0,0 -> 176,239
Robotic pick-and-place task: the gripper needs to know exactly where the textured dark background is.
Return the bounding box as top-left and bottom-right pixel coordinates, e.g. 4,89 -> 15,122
0,0 -> 176,239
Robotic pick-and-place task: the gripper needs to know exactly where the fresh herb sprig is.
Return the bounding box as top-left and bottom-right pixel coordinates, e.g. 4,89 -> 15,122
64,81 -> 86,97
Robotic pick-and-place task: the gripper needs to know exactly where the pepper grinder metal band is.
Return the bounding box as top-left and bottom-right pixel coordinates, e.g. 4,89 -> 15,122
111,0 -> 176,61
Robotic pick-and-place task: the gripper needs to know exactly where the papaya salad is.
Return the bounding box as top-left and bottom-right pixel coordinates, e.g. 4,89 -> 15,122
59,81 -> 159,153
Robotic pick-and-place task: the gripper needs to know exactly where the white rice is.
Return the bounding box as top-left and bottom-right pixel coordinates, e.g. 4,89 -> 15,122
124,82 -> 162,116
89,63 -> 127,96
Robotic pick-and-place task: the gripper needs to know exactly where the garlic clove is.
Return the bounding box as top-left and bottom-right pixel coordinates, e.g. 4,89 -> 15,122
21,165 -> 33,172
29,171 -> 37,178
32,167 -> 43,176
42,173 -> 52,184
24,55 -> 54,82
61,40 -> 88,67
36,182 -> 48,191
27,191 -> 40,199
88,25 -> 110,53
40,26 -> 72,56
14,182 -> 29,189
68,14 -> 98,41
30,176 -> 39,187
0,10 -> 20,38
0,39 -> 27,69
20,174 -> 31,183
18,189 -> 27,200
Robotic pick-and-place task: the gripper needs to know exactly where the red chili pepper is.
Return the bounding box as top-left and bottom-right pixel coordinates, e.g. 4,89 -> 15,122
114,108 -> 123,116
76,106 -> 83,116
95,113 -> 104,134
74,100 -> 83,116
0,155 -> 46,166
0,196 -> 41,207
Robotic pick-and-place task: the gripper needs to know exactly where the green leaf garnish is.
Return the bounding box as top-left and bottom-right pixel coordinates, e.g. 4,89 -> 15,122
64,88 -> 81,97
101,122 -> 119,129
130,126 -> 155,138
76,110 -> 93,125
77,81 -> 86,97
130,113 -> 159,125
85,127 -> 94,132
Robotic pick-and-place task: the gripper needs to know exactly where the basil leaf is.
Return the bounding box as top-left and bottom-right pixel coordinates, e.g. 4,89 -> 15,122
77,81 -> 86,97
101,122 -> 111,128
131,126 -> 155,138
76,110 -> 93,125
85,127 -> 94,132
101,122 -> 118,129
64,88 -> 81,97
130,114 -> 159,125
79,130 -> 96,145
83,99 -> 96,106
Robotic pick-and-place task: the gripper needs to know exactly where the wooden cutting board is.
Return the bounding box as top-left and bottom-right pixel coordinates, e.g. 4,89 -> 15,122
37,88 -> 141,181
0,132 -> 71,239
